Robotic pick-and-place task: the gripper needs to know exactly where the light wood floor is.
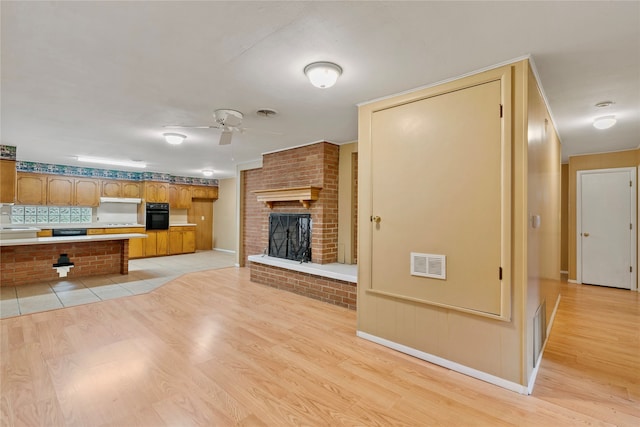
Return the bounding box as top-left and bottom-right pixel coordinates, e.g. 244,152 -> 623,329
1,267 -> 638,426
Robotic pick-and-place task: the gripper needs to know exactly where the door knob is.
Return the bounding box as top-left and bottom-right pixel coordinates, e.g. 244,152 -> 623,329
583,232 -> 590,237
370,216 -> 381,223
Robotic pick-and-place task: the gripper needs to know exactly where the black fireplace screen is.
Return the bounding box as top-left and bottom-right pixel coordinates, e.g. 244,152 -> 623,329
268,213 -> 312,262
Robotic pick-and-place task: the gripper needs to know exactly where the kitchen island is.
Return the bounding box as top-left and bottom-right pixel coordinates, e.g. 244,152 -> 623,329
0,231 -> 147,287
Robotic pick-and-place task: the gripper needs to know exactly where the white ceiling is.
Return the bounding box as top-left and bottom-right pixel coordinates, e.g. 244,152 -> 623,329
2,1 -> 639,179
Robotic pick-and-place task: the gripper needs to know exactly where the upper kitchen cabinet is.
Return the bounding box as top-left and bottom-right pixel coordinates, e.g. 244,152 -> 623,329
16,173 -> 47,205
101,180 -> 142,198
169,184 -> 192,209
122,181 -> 142,198
143,182 -> 169,203
74,178 -> 100,206
191,185 -> 218,200
0,160 -> 17,203
47,176 -> 100,206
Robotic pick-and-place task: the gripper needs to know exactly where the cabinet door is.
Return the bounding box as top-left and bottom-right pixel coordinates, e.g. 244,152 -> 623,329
0,160 -> 16,204
122,181 -> 141,198
169,229 -> 183,254
145,231 -> 158,256
16,173 -> 47,205
169,185 -> 192,209
183,229 -> 196,253
156,230 -> 168,255
145,182 -> 169,203
129,238 -> 145,258
168,185 -> 179,209
192,186 -> 218,199
47,176 -> 74,205
74,178 -> 100,206
101,180 -> 122,197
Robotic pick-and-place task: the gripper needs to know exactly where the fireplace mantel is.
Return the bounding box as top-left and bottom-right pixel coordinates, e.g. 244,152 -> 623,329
254,186 -> 322,209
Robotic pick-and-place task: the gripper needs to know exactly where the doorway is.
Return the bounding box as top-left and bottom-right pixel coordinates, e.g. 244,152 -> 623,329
577,167 -> 636,290
190,199 -> 213,251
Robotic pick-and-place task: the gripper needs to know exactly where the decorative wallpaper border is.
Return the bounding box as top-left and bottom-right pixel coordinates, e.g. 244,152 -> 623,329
1,145 -> 17,160
15,160 -> 218,186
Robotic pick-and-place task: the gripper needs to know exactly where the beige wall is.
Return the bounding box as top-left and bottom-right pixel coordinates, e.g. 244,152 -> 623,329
337,142 -> 358,264
357,59 -> 561,389
525,65 -> 562,379
213,177 -> 237,252
567,149 -> 639,280
561,164 -> 569,272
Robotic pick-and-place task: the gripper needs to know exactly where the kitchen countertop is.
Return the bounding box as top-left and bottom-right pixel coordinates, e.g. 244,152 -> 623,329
2,223 -> 146,229
0,233 -> 147,247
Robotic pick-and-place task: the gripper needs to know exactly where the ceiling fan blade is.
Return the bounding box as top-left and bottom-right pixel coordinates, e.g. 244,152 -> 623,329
219,129 -> 233,145
163,125 -> 221,129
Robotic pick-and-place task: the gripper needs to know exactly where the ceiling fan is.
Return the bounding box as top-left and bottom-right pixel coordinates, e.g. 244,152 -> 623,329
164,109 -> 277,145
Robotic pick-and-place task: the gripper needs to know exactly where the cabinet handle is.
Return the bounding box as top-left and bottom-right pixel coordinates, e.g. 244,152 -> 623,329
583,232 -> 590,237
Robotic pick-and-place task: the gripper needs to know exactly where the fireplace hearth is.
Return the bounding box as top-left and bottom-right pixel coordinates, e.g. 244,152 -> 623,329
268,213 -> 311,262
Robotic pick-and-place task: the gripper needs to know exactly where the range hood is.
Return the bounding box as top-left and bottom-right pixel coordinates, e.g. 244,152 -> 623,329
99,197 -> 142,204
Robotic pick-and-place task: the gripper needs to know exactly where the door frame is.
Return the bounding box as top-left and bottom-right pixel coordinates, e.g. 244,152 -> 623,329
576,167 -> 636,290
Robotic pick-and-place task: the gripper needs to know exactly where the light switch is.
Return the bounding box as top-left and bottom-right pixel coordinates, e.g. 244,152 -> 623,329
201,216 -> 205,221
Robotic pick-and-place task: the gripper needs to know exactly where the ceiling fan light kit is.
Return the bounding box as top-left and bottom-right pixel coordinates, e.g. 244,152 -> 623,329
304,62 -> 342,88
163,132 -> 186,145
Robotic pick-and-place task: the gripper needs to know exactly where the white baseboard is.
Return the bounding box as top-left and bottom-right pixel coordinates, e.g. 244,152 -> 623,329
214,248 -> 236,254
560,270 -> 568,274
356,331 -> 529,395
568,279 -> 579,284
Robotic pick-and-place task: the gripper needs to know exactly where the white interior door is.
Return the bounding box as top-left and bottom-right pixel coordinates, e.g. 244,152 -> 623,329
578,168 -> 636,289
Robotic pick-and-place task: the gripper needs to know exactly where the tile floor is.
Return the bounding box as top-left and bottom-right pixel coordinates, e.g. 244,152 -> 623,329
0,250 -> 236,319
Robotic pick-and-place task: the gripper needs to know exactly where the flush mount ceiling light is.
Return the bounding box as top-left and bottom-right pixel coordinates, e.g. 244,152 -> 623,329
202,170 -> 214,177
163,132 -> 186,145
77,156 -> 147,168
593,115 -> 617,130
304,62 -> 342,89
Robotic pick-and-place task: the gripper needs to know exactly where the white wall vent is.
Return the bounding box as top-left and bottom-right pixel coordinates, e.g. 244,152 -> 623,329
411,252 -> 446,280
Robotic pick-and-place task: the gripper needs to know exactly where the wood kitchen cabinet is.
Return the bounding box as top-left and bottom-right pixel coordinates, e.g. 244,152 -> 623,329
144,230 -> 168,257
169,184 -> 192,209
144,182 -> 169,203
75,178 -> 100,206
191,185 -> 218,200
0,160 -> 17,204
101,180 -> 142,198
168,226 -> 196,255
16,173 -> 47,205
47,176 -> 99,206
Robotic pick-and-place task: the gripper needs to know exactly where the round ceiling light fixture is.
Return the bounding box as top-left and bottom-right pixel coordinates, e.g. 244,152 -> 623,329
593,115 -> 617,130
163,132 -> 186,145
202,170 -> 214,177
304,62 -> 342,89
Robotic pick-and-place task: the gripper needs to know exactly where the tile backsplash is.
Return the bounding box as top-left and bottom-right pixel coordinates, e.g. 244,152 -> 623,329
11,206 -> 92,224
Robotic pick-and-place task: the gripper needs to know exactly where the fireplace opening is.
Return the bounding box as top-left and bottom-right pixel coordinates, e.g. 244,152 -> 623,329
269,213 -> 312,262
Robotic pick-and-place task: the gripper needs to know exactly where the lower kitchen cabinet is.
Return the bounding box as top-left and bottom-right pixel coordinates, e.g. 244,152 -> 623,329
145,230 -> 168,257
168,226 -> 196,255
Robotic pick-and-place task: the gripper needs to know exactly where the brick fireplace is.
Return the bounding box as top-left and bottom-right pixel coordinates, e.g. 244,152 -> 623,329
242,141 -> 339,265
242,141 -> 357,309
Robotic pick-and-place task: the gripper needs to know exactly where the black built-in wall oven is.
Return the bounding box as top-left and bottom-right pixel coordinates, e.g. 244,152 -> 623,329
145,203 -> 169,230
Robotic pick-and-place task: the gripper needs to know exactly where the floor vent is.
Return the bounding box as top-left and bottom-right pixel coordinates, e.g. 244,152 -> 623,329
411,253 -> 446,280
533,300 -> 547,366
